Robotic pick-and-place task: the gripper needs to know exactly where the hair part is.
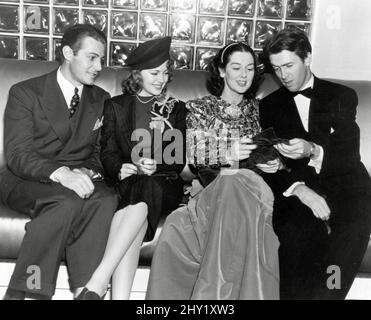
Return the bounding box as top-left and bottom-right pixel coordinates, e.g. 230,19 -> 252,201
206,42 -> 262,99
56,24 -> 107,64
122,59 -> 175,95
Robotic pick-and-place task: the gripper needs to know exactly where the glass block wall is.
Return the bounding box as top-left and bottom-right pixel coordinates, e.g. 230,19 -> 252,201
0,0 -> 314,70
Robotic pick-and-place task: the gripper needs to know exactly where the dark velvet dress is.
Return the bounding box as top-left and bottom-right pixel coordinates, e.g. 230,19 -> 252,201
146,96 -> 280,299
100,94 -> 186,242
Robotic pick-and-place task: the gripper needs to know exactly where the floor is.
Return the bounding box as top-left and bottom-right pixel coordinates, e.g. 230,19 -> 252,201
0,263 -> 149,300
0,262 -> 370,300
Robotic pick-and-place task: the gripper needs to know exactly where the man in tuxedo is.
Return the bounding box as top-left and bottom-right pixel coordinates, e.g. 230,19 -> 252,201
1,24 -> 118,299
259,29 -> 371,299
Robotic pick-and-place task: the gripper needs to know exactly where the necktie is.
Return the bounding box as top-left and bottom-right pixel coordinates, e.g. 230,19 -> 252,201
292,87 -> 313,99
69,87 -> 80,117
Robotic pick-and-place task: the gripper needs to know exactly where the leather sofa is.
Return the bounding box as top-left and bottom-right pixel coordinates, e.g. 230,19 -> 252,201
1,58 -> 371,277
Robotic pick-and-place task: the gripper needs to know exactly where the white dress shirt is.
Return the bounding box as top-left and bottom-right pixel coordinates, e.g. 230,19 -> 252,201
283,74 -> 324,197
50,68 -> 84,181
57,67 -> 83,109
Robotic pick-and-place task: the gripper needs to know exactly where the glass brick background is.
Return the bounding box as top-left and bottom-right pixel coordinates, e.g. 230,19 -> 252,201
0,0 -> 313,70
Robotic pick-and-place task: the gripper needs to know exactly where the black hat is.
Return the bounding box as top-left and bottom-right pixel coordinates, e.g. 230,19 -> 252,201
125,36 -> 171,70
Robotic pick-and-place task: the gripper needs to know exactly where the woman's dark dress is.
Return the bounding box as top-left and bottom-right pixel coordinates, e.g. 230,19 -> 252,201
100,94 -> 186,241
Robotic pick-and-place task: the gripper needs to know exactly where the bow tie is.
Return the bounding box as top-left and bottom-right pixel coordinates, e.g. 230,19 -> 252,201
291,87 -> 313,99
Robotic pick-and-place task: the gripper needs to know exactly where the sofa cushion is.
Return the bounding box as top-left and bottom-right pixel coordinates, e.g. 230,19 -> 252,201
0,204 -> 27,260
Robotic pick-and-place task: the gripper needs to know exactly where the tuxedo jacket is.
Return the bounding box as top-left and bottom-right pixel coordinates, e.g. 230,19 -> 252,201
100,94 -> 187,183
259,76 -> 371,204
0,69 -> 110,203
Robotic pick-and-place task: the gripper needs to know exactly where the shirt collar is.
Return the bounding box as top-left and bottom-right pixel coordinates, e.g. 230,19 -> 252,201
299,74 -> 314,91
57,67 -> 83,96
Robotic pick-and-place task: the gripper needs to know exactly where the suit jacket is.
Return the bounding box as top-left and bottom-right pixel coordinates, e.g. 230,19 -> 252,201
0,69 -> 110,203
259,76 -> 371,202
100,94 -> 187,183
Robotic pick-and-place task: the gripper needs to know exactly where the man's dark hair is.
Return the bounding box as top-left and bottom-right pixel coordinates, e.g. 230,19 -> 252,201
55,24 -> 107,63
263,28 -> 312,63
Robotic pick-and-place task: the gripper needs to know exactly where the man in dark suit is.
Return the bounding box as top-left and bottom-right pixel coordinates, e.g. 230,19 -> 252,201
0,24 -> 118,300
259,29 -> 371,299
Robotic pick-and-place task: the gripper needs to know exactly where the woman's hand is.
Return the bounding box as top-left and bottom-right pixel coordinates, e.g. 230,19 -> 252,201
227,136 -> 257,162
119,163 -> 138,180
136,158 -> 157,176
256,158 -> 283,173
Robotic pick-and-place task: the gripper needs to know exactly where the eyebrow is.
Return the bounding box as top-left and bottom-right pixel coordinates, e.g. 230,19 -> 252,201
87,52 -> 102,57
230,62 -> 254,66
151,68 -> 168,72
271,62 -> 292,68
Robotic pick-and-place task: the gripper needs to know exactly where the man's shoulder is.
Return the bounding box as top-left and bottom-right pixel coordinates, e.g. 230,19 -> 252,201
10,70 -> 54,94
259,86 -> 288,105
315,77 -> 356,97
87,83 -> 110,98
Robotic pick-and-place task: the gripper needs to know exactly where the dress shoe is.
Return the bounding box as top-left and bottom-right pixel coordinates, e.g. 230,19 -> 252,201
75,287 -> 105,300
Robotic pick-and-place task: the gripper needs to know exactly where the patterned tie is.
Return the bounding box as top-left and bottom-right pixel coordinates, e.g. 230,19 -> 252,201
69,87 -> 80,117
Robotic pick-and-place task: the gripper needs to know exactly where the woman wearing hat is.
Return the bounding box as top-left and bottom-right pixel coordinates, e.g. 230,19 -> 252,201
146,42 -> 281,300
78,37 -> 186,299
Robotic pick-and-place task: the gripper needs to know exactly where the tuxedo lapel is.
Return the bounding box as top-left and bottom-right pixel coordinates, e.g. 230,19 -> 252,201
39,70 -> 71,143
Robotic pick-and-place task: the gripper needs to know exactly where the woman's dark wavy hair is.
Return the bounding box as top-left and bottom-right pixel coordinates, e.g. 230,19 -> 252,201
122,59 -> 175,95
206,42 -> 262,99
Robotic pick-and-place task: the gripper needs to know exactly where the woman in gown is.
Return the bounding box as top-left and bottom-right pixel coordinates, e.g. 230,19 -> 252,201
146,42 -> 281,300
77,37 -> 186,299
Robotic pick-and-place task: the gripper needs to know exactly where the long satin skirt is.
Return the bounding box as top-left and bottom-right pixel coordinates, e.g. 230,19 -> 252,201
146,169 -> 280,300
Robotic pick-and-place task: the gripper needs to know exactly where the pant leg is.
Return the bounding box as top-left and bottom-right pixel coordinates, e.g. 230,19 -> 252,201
273,196 -> 329,300
5,180 -> 117,298
315,190 -> 371,299
65,182 -> 118,290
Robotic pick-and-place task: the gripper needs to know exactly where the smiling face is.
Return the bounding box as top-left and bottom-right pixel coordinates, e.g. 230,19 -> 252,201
139,60 -> 169,97
269,49 -> 312,92
219,51 -> 255,98
62,36 -> 105,87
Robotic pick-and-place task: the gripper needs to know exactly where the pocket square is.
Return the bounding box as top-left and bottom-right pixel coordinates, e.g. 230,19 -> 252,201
93,116 -> 104,131
330,127 -> 335,134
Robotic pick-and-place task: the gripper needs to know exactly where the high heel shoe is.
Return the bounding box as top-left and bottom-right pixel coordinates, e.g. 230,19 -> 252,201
75,287 -> 105,300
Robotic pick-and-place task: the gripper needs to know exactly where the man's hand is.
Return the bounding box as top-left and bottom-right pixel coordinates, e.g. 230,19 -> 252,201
119,163 -> 138,180
54,167 -> 95,199
275,138 -> 312,159
227,137 -> 257,162
256,158 -> 283,173
293,184 -> 331,220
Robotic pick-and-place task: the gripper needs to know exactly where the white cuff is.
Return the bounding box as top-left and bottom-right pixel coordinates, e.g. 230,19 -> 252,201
308,144 -> 324,174
50,166 -> 70,182
283,181 -> 306,197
